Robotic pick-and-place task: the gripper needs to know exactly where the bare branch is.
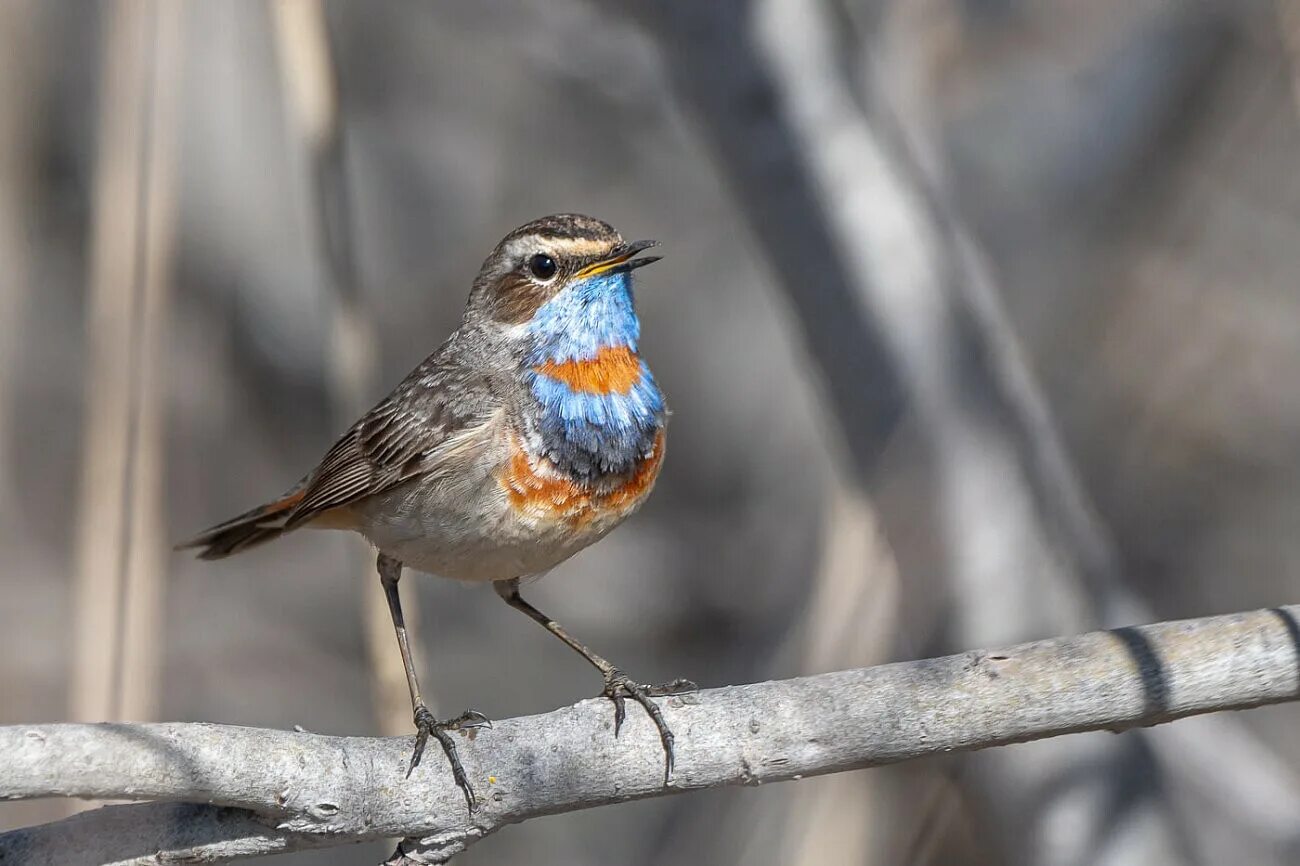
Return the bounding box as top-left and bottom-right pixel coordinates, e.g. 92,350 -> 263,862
3,606 -> 1298,865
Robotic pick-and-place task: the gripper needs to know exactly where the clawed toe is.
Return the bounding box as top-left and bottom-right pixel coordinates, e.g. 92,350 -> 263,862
407,704 -> 484,812
601,670 -> 689,785
644,677 -> 698,697
449,708 -> 493,730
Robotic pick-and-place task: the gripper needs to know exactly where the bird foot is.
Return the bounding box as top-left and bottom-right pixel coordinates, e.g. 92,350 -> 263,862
643,677 -> 699,697
601,670 -> 696,784
408,705 -> 492,812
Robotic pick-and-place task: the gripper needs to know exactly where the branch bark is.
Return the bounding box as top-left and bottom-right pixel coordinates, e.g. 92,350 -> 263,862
3,605 -> 1298,865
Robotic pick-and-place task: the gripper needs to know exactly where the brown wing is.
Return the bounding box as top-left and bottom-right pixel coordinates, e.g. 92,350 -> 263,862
283,355 -> 503,530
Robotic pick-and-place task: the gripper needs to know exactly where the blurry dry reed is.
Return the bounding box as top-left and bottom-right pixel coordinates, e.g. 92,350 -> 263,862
70,0 -> 184,734
779,479 -> 901,866
271,0 -> 419,736
1280,0 -> 1300,111
0,0 -> 38,529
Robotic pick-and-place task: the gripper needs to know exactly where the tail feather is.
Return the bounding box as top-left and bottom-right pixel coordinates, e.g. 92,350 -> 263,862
176,490 -> 305,560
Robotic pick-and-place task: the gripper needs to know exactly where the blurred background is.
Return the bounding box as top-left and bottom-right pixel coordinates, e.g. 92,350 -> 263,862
3,0 -> 1300,864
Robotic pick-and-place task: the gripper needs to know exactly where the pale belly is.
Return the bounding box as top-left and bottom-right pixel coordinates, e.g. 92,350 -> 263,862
344,430 -> 664,581
360,497 -> 622,583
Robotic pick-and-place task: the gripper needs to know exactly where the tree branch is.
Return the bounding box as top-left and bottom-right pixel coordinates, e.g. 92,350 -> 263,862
3,605 -> 1298,865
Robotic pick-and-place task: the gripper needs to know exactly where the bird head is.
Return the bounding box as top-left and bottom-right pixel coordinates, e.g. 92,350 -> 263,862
466,214 -> 660,365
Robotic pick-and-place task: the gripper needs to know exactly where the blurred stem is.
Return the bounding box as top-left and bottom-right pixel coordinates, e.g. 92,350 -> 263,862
270,0 -> 421,737
0,1 -> 38,530
775,481 -> 899,866
1278,0 -> 1300,112
70,0 -> 183,732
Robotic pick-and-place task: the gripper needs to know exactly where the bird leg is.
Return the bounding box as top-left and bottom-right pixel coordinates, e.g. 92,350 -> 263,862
378,553 -> 489,811
493,577 -> 695,784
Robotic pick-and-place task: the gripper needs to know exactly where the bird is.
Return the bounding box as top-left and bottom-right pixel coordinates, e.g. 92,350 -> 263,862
178,213 -> 692,812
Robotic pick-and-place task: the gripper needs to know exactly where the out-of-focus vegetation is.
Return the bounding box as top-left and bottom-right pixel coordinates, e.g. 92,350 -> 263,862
3,2 -> 1300,864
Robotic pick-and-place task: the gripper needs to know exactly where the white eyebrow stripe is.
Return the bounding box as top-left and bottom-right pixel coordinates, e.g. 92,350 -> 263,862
506,234 -> 619,261
544,237 -> 619,258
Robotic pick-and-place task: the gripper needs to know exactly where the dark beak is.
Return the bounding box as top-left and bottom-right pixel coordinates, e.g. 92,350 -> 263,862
576,239 -> 662,278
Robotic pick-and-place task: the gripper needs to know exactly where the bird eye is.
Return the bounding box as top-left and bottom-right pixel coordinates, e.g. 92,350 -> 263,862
528,253 -> 557,281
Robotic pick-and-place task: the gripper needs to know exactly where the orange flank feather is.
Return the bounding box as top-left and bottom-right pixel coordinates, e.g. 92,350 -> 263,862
272,489 -> 306,510
499,429 -> 666,528
534,344 -> 643,394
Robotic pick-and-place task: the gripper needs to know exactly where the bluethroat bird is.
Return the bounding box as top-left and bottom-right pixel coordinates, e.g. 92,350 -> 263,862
179,214 -> 692,811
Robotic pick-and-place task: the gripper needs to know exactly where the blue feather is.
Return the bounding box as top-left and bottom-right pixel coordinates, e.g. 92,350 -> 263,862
526,272 -> 642,365
525,272 -> 663,477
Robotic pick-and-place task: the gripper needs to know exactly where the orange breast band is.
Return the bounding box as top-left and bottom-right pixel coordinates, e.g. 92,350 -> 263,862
534,344 -> 643,395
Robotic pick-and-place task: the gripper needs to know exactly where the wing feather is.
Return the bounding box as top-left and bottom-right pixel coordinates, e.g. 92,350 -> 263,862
283,352 -> 504,529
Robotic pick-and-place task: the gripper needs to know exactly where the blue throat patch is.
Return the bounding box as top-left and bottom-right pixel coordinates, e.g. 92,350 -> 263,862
525,271 -> 664,478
